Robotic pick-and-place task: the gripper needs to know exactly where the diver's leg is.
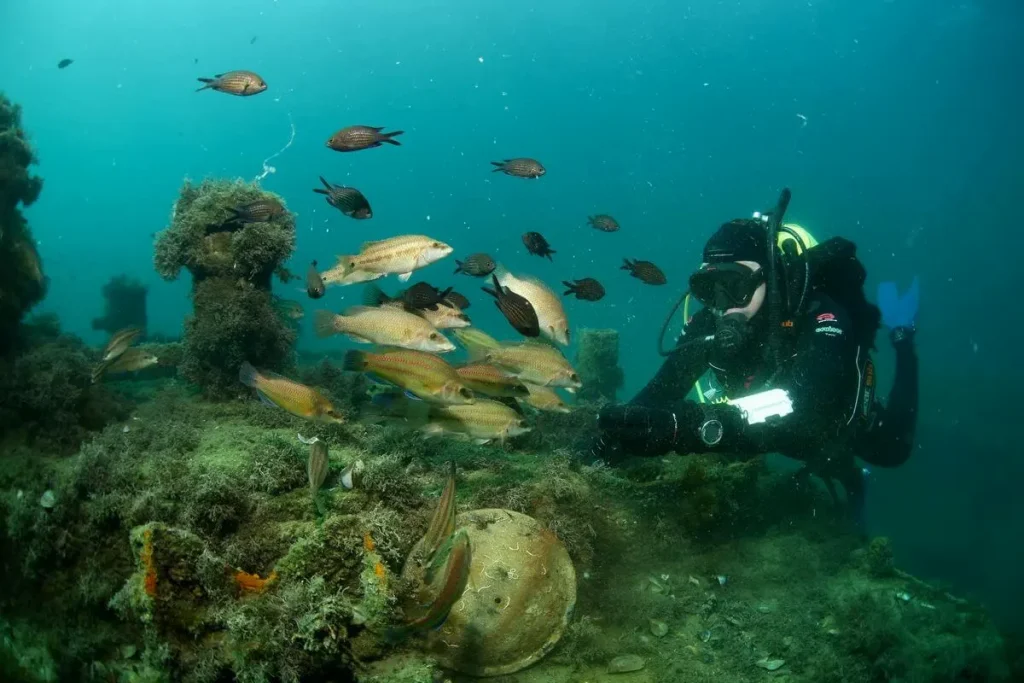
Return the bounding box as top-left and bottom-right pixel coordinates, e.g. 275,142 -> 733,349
857,328 -> 918,467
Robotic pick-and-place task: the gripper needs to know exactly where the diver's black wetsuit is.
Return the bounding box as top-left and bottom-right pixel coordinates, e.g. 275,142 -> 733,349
597,291 -> 918,476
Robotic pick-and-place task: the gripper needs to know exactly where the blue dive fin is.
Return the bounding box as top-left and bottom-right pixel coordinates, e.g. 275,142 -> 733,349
877,277 -> 919,329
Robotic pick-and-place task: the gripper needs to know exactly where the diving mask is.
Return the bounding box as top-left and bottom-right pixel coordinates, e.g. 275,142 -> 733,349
688,263 -> 765,312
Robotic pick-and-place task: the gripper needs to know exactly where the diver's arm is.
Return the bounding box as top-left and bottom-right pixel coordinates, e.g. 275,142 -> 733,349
625,301 -> 856,457
630,309 -> 714,408
855,327 -> 918,467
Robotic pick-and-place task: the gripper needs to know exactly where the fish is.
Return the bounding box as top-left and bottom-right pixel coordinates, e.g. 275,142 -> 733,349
519,383 -> 571,413
314,306 -> 454,353
195,70 -> 268,96
490,158 -> 546,179
588,215 -> 620,232
563,277 -> 605,301
622,258 -> 667,285
389,529 -> 471,640
400,282 -> 453,311
326,125 -> 403,152
308,441 -> 329,493
343,349 -> 474,404
320,259 -> 384,287
306,261 -> 326,299
57,59 -> 73,69
225,199 -> 285,225
101,326 -> 143,362
522,231 -> 556,260
422,400 -> 531,443
494,266 -> 570,345
482,274 -> 540,338
273,298 -> 305,320
452,328 -> 502,357
455,363 -> 530,398
91,348 -> 158,383
477,342 -> 582,390
420,461 -> 457,574
250,36 -> 258,45
313,177 -> 372,219
238,361 -> 344,423
454,253 -> 496,277
336,235 -> 453,282
443,291 -> 470,310
418,302 -> 470,330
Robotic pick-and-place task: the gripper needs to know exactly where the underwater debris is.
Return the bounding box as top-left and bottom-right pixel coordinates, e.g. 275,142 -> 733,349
233,569 -> 278,594
307,440 -> 329,493
756,657 -> 786,671
38,490 -> 55,509
649,618 -> 668,637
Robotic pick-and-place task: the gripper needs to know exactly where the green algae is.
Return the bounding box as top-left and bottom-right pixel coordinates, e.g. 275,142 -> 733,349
0,375 -> 1018,682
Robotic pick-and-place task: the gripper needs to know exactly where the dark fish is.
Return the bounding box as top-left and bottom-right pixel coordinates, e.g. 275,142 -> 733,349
326,125 -> 403,152
588,214 -> 620,232
482,274 -> 540,337
522,231 -> 555,260
195,70 -> 268,96
563,278 -> 605,301
401,282 -> 453,311
491,158 -> 546,179
622,258 -> 667,285
57,59 -> 74,69
307,261 -> 326,299
443,291 -> 470,310
227,199 -> 285,224
454,253 -> 496,277
194,57 -> 199,65
313,176 -> 372,219
250,36 -> 258,45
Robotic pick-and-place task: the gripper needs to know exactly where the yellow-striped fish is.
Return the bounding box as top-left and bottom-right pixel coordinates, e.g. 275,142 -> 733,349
388,529 -> 471,642
101,326 -> 143,362
92,348 -> 158,384
455,363 -> 529,398
344,349 -> 474,404
337,235 -> 452,282
519,383 -> 571,413
239,362 -> 344,423
314,306 -> 454,353
422,399 -> 531,444
320,258 -> 384,287
452,327 -> 501,357
479,342 -> 581,390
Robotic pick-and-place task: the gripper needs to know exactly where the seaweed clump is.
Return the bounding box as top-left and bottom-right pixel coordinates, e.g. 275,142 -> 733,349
91,274 -> 148,337
0,92 -> 46,353
153,179 -> 297,397
0,315 -> 129,453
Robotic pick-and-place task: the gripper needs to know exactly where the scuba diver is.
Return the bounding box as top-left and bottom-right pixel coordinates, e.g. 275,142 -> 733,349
591,189 -> 919,512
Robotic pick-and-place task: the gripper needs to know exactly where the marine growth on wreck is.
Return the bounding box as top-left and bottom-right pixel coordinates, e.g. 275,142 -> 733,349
1,7 -> 1022,683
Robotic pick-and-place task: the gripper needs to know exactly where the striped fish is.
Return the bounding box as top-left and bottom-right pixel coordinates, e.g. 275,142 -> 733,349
195,70 -> 267,96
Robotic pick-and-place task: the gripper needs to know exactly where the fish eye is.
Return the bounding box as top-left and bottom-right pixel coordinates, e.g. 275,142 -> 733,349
569,373 -> 580,382
518,420 -> 529,428
429,332 -> 440,340
432,241 -> 444,248
459,387 -> 473,398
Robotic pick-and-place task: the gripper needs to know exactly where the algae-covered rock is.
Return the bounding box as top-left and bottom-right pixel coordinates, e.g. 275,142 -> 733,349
0,92 -> 46,350
153,179 -> 297,397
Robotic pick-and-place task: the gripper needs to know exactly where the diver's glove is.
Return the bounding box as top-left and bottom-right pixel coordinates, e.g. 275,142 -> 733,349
877,277 -> 919,347
595,404 -> 694,458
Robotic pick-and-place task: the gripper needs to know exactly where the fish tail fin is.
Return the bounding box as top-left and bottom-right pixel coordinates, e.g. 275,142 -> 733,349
453,260 -> 464,274
490,161 -> 505,172
238,361 -> 260,388
314,310 -> 341,338
195,77 -> 214,92
561,281 -> 576,296
362,283 -> 389,307
343,350 -> 368,373
620,258 -> 632,271
319,176 -> 333,191
380,130 -> 403,146
91,360 -> 112,384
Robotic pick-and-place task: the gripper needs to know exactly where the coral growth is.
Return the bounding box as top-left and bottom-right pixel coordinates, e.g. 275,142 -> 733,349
153,179 -> 297,397
91,274 -> 148,337
0,93 -> 46,351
